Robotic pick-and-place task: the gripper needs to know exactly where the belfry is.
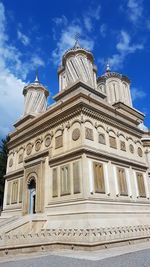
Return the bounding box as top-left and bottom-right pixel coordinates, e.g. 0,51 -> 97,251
1,40 -> 150,252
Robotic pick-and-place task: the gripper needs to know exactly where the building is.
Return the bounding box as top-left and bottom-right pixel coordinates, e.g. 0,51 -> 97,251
1,41 -> 150,252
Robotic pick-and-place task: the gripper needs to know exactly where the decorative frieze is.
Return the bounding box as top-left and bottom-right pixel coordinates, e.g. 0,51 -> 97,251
2,224 -> 150,248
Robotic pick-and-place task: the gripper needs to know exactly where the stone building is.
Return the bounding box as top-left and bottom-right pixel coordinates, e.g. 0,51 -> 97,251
1,41 -> 150,251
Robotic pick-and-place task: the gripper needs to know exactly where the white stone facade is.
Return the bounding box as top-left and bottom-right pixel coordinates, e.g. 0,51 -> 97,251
1,43 -> 150,252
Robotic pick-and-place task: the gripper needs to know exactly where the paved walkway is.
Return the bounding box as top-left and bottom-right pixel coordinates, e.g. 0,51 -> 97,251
1,241 -> 150,266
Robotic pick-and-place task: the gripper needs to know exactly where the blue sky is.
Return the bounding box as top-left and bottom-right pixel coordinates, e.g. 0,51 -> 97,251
0,0 -> 150,138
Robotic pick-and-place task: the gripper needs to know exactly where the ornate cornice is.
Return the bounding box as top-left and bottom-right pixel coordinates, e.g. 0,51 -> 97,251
4,168 -> 24,180
49,145 -> 148,170
8,92 -> 143,149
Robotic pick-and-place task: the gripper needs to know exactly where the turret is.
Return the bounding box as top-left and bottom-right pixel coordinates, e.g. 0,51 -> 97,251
58,40 -> 97,91
97,64 -> 132,107
23,73 -> 49,116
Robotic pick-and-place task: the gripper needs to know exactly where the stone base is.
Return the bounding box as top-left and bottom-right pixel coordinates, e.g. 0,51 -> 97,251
0,223 -> 150,256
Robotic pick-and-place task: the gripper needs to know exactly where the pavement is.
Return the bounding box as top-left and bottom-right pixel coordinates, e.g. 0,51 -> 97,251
1,241 -> 150,266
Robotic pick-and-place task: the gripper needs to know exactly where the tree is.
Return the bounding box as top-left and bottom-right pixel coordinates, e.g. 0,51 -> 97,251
0,136 -> 10,207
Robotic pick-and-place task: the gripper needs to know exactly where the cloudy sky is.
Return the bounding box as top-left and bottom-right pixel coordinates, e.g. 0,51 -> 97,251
0,0 -> 150,138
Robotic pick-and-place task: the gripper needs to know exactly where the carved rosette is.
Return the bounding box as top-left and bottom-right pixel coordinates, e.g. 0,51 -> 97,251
44,135 -> 51,147
35,140 -> 42,152
72,128 -> 80,141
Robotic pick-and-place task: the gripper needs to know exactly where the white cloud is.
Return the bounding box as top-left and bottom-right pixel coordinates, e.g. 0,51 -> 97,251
83,17 -> 93,32
100,24 -> 107,37
127,0 -> 143,24
116,31 -> 143,53
17,30 -> 30,46
30,55 -> 45,67
0,70 -> 25,137
51,5 -> 101,65
0,3 -> 26,137
108,30 -> 143,69
83,5 -> 101,32
52,15 -> 68,26
131,87 -> 146,101
51,24 -> 94,65
0,3 -> 34,137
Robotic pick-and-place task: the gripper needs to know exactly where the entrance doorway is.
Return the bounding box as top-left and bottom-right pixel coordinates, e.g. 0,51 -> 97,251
28,179 -> 36,214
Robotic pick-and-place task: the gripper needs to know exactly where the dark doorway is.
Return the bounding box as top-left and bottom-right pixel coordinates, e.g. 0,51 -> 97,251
28,178 -> 36,214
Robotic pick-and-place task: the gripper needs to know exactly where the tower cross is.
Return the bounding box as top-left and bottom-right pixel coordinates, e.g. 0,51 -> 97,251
74,32 -> 80,48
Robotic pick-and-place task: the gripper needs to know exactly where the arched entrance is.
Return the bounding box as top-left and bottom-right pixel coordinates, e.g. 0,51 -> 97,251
28,178 -> 36,214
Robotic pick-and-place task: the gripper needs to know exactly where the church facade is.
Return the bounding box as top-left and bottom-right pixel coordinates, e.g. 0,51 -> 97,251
1,42 -> 150,250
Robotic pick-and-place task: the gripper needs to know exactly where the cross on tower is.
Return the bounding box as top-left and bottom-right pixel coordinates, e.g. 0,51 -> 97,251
74,32 -> 80,48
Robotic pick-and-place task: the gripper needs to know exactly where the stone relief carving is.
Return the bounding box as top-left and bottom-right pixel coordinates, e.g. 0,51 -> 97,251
109,136 -> 117,149
72,128 -> 80,141
26,143 -> 33,155
85,127 -> 93,141
35,140 -> 41,152
138,147 -> 143,157
55,135 -> 63,149
9,158 -> 13,167
18,153 -> 23,163
98,133 -> 106,144
129,144 -> 134,154
120,141 -> 126,151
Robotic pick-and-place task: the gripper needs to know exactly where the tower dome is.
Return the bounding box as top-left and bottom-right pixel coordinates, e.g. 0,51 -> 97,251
97,64 -> 132,107
58,41 -> 97,91
23,73 -> 49,116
